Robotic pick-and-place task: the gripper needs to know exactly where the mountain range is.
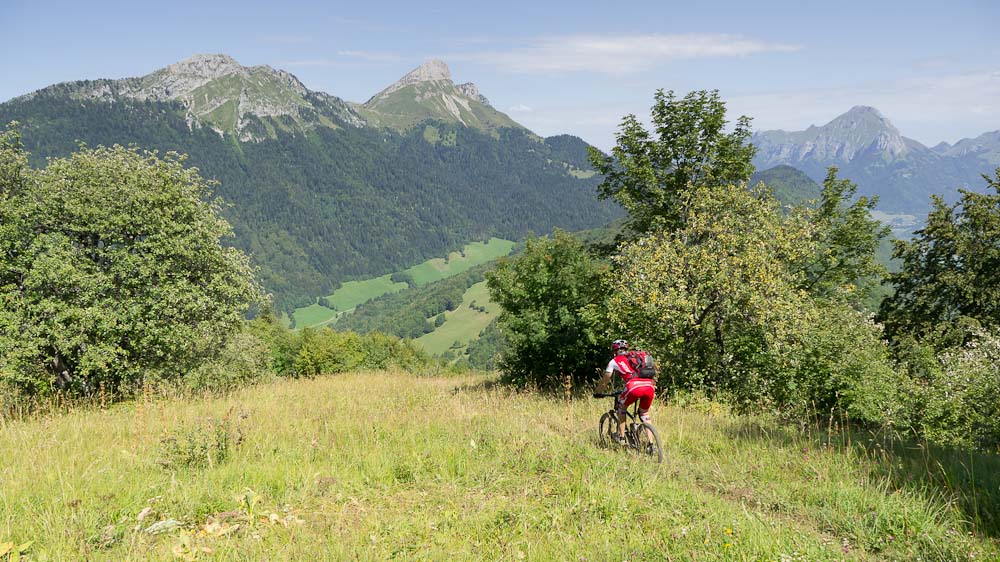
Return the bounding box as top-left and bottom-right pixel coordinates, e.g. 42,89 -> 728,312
4,54 -> 996,309
0,55 -> 617,310
752,106 -> 999,216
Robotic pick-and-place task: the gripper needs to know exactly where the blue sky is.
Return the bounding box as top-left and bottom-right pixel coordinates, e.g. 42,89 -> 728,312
2,0 -> 997,149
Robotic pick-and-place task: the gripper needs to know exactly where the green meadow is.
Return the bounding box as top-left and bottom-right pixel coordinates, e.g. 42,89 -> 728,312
416,282 -> 500,356
291,238 -> 514,329
403,238 -> 515,286
2,372 -> 996,561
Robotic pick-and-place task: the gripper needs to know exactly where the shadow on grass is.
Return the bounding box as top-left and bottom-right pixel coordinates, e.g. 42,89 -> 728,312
725,418 -> 1000,538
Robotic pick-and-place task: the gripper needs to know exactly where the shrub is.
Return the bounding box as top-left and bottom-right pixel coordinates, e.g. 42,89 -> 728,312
903,330 -> 1000,449
157,416 -> 243,469
181,330 -> 276,393
486,230 -> 609,390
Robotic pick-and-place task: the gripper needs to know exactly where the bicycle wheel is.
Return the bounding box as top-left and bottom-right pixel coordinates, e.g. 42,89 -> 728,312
597,411 -> 619,448
634,422 -> 663,463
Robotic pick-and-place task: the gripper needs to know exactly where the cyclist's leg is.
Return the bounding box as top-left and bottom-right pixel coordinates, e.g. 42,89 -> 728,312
618,391 -> 637,439
637,388 -> 656,442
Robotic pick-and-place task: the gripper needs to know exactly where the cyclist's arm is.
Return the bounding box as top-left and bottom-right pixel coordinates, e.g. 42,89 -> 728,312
594,369 -> 613,394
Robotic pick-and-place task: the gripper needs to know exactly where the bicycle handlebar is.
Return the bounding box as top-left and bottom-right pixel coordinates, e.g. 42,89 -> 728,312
593,391 -> 623,398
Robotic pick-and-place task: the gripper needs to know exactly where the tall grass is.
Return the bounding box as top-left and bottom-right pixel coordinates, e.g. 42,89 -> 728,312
1,372 -> 996,560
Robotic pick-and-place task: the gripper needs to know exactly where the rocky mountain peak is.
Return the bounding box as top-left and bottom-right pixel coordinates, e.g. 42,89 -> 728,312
828,105 -> 898,134
407,59 -> 452,83
163,54 -> 245,81
372,59 -> 454,101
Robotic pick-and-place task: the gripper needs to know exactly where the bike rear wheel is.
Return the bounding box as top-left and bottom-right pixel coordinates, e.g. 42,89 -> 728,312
633,422 -> 663,463
597,412 -> 619,448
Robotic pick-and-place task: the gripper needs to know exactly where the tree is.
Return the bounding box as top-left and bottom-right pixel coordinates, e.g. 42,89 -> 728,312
589,89 -> 756,235
485,230 -> 608,389
879,169 -> 1000,346
0,127 -> 263,395
795,167 -> 890,303
609,182 -> 899,420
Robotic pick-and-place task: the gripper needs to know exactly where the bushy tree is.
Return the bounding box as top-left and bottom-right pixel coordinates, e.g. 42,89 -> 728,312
486,230 -> 608,389
880,169 -> 1000,346
796,168 -> 890,302
589,89 -> 755,235
609,182 -> 899,421
0,126 -> 263,395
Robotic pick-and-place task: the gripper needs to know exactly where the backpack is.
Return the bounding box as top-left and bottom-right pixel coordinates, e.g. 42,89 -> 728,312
625,350 -> 657,379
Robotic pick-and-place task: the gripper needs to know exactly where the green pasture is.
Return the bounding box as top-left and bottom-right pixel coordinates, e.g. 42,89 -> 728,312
291,239 -> 514,329
415,281 -> 499,356
402,238 -> 515,286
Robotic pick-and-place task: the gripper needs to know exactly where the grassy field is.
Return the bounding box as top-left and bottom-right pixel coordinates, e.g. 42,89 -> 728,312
2,372 -> 997,561
291,239 -> 514,329
403,238 -> 515,286
415,282 -> 499,356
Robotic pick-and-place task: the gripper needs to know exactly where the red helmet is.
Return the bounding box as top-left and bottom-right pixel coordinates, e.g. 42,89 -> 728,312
611,339 -> 629,352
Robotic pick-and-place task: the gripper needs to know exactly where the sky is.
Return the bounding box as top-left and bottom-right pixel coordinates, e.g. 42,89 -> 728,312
2,0 -> 997,150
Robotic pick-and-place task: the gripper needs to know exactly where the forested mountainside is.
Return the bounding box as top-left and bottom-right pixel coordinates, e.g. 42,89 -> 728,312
0,56 -> 620,311
751,106 -> 997,215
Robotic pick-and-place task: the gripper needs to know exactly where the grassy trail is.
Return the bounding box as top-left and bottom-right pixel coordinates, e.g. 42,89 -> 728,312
1,373 -> 996,561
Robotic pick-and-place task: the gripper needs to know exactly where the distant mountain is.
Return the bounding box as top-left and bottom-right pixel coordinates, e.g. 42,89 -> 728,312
751,106 -> 995,214
932,130 -> 1000,167
358,59 -> 522,132
1,55 -> 619,311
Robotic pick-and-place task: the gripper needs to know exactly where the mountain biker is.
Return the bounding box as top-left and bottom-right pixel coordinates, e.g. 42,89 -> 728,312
593,339 -> 656,444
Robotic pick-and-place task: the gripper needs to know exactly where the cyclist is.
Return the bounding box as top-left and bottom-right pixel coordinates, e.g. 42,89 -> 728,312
594,339 -> 656,445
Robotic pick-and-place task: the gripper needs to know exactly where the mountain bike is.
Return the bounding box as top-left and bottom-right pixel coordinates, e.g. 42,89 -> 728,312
594,390 -> 663,463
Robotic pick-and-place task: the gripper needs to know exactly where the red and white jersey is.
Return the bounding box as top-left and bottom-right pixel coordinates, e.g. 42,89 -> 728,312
606,356 -> 636,380
607,354 -> 655,393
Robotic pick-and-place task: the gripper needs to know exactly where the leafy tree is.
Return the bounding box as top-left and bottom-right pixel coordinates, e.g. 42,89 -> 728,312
0,127 -> 263,395
608,182 -> 899,420
486,230 -> 608,389
589,89 -> 756,235
608,182 -> 811,391
880,169 -> 1000,346
795,167 -> 890,302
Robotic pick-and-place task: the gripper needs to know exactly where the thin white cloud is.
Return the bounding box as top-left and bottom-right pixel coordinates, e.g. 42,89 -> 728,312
729,69 -> 1000,144
258,35 -> 313,46
453,33 -> 800,75
337,50 -> 403,63
507,104 -> 533,112
506,69 -> 1000,151
279,51 -> 403,69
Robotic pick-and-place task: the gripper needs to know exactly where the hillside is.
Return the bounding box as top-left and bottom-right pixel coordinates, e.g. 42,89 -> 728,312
751,106 -> 995,215
750,164 -> 822,206
0,56 -> 620,310
294,239 -> 514,329
1,372 -> 996,560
